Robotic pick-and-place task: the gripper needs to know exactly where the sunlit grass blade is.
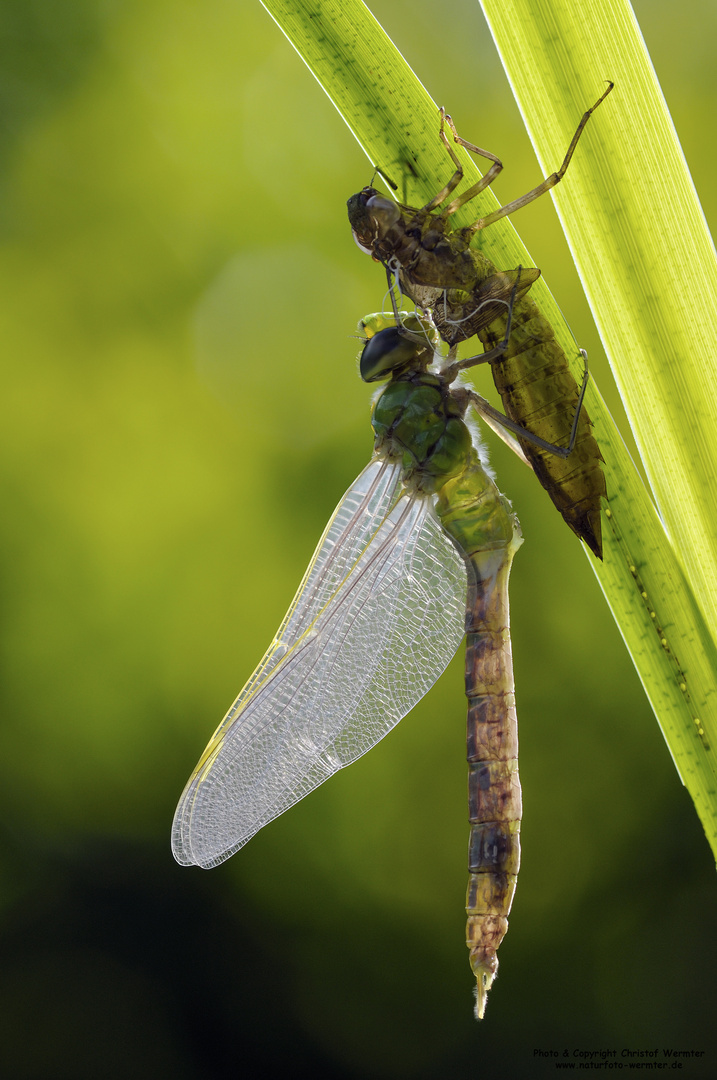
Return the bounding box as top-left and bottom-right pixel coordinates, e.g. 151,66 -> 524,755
259,0 -> 717,858
478,0 -> 717,852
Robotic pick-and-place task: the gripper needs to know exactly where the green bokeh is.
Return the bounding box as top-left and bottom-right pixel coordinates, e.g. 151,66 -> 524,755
0,1 -> 715,1076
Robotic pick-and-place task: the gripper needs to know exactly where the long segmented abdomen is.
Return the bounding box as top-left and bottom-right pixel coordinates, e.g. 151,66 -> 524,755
436,463 -> 522,1019
464,547 -> 521,1020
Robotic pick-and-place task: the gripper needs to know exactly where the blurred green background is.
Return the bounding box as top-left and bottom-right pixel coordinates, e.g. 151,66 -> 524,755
0,1 -> 715,1076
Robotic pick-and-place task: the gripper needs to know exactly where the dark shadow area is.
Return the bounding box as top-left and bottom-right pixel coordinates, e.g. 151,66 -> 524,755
0,835 -> 351,1080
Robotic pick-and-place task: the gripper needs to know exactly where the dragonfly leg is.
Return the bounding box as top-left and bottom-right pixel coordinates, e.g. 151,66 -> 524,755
421,108 -> 503,215
464,82 -> 614,234
441,112 -> 504,216
465,349 -> 591,460
378,263 -> 444,359
384,261 -> 404,324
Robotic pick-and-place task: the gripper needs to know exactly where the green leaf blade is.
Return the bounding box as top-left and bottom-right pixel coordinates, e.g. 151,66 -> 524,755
481,0 -> 717,620
480,0 -> 717,853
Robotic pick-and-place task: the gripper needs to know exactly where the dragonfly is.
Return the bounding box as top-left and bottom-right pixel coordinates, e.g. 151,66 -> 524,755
347,84 -> 613,559
172,309 -> 523,1019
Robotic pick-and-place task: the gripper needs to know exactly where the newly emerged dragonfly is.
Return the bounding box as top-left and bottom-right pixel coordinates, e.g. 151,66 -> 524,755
173,311 -> 523,1019
347,85 -> 613,558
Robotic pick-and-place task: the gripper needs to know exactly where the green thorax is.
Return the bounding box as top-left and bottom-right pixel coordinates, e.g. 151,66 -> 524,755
371,370 -> 473,495
372,370 -> 520,559
360,312 -> 519,556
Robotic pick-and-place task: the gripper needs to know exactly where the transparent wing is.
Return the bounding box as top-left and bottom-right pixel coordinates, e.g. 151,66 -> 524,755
224,458 -> 405,722
172,460 -> 468,868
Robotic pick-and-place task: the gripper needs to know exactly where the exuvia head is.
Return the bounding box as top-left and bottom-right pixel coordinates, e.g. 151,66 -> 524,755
347,188 -> 401,253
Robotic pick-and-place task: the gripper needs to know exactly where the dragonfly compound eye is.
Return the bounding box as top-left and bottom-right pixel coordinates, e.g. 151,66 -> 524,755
360,326 -> 419,382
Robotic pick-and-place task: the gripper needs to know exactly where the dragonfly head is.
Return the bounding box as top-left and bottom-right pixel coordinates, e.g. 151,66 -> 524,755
358,312 -> 437,383
347,187 -> 401,254
359,326 -> 419,382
